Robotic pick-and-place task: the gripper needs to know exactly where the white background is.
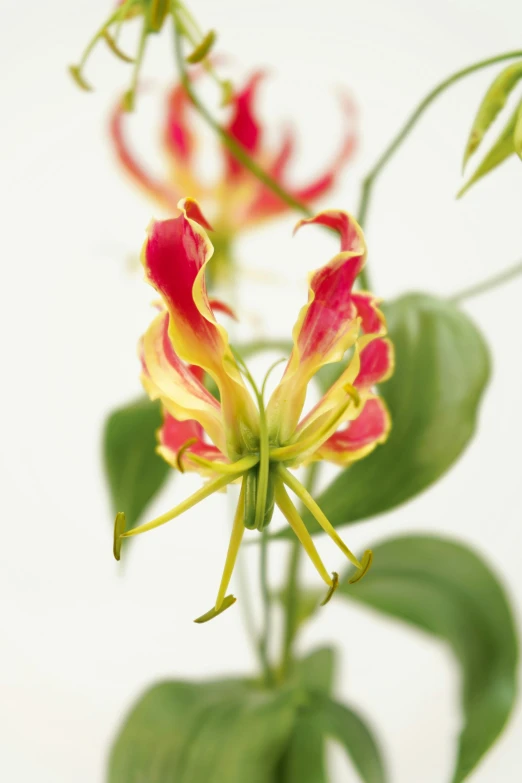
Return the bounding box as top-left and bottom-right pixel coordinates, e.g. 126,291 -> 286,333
1,0 -> 521,781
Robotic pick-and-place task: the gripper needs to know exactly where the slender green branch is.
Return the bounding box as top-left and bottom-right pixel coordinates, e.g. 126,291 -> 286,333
356,49 -> 522,290
279,461 -> 320,680
258,528 -> 274,685
172,15 -> 313,218
449,259 -> 522,304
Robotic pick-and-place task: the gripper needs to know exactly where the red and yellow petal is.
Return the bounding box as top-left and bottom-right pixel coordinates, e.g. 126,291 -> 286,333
352,292 -> 386,336
316,396 -> 391,465
244,95 -> 356,225
267,210 -> 366,443
223,71 -> 265,179
290,94 -> 357,203
110,96 -> 181,212
239,129 -> 297,222
290,332 -> 394,457
355,337 -> 394,390
157,410 -> 227,475
163,83 -> 195,166
142,199 -> 258,455
141,311 -> 227,452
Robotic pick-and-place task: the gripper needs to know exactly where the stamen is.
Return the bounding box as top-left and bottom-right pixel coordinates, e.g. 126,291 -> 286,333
231,349 -> 281,532
122,17 -> 149,112
277,465 -> 362,569
274,480 -> 332,587
174,438 -> 198,473
113,512 -> 126,561
270,383 -> 362,462
102,30 -> 135,63
349,549 -> 373,583
214,482 -> 246,610
321,572 -> 339,606
69,1 -> 133,92
121,472 -> 236,538
186,452 -> 259,475
186,30 -> 216,64
148,0 -> 170,33
194,595 -> 237,624
68,65 -> 92,92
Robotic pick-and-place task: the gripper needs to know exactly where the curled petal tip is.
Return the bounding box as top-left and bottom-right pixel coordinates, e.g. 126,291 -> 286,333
349,549 -> 373,584
209,299 -> 238,321
178,197 -> 214,231
292,217 -> 307,237
113,512 -> 126,561
194,594 -> 237,623
320,572 -> 339,606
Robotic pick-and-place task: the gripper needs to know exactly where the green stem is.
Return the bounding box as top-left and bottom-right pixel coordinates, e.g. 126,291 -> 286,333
258,528 -> 274,685
279,461 -> 320,680
449,259 -> 522,304
356,49 -> 522,290
172,15 -> 312,218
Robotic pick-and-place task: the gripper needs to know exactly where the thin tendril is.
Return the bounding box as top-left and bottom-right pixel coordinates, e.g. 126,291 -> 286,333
449,259 -> 522,304
258,527 -> 274,685
356,49 -> 522,289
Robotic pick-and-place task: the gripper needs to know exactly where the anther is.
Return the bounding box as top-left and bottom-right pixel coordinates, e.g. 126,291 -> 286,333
194,594 -> 237,624
320,572 -> 339,606
186,30 -> 216,64
349,550 -> 373,584
174,438 -> 198,473
113,512 -> 126,561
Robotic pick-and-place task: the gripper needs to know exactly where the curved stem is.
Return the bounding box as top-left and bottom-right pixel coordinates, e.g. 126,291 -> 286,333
172,15 -> 313,218
280,540 -> 301,680
449,259 -> 522,304
279,461 -> 320,680
258,528 -> 274,685
356,49 -> 522,289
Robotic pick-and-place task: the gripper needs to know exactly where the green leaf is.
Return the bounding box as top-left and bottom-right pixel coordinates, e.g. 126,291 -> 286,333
109,679 -> 298,783
458,100 -> 520,197
463,60 -> 522,167
307,693 -> 386,783
277,294 -> 490,537
277,707 -> 328,783
103,396 -> 170,533
276,648 -> 337,782
339,535 -> 519,783
293,646 -> 337,694
278,649 -> 385,783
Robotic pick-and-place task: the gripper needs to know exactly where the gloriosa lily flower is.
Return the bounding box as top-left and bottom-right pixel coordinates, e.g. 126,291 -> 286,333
114,198 -> 393,622
111,71 -> 355,279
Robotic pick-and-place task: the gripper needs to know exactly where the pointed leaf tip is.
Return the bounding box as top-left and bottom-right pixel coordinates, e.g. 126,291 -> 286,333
338,534 -> 518,782
462,60 -> 522,168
